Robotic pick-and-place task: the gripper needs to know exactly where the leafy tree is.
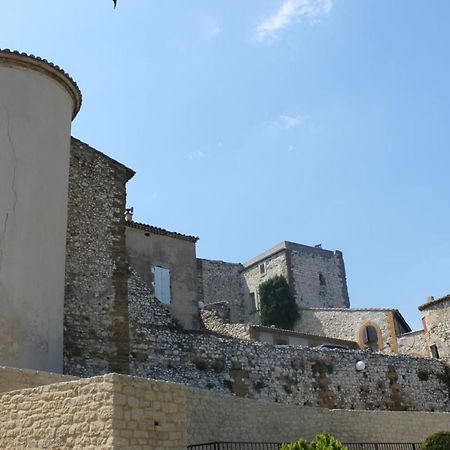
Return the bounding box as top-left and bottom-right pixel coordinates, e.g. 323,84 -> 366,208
259,275 -> 299,330
420,432 -> 450,450
281,433 -> 347,450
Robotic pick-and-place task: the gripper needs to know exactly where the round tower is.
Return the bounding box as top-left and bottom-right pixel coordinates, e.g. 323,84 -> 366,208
0,50 -> 81,372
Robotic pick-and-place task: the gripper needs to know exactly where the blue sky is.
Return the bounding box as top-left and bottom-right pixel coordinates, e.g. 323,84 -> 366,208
3,0 -> 450,329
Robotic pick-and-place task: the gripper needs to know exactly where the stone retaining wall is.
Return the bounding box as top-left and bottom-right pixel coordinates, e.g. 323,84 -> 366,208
0,366 -> 77,393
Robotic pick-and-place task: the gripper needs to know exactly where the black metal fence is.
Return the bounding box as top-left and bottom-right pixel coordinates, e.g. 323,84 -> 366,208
187,442 -> 421,450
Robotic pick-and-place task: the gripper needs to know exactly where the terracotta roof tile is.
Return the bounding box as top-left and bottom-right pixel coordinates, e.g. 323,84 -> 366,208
126,221 -> 199,243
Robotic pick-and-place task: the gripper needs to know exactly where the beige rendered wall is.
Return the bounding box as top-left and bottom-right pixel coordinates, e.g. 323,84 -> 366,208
126,226 -> 199,329
0,54 -> 77,372
187,387 -> 450,445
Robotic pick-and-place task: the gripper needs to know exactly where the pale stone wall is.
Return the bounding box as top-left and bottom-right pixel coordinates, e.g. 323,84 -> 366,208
398,331 -> 429,358
64,138 -> 133,377
130,325 -> 450,412
0,366 -> 77,393
0,373 -> 188,450
295,309 -> 396,353
111,374 -> 187,449
0,376 -> 115,449
200,308 -> 251,340
186,387 -> 450,445
0,371 -> 449,448
289,246 -> 349,308
198,259 -> 246,323
421,299 -> 450,360
242,251 -> 288,324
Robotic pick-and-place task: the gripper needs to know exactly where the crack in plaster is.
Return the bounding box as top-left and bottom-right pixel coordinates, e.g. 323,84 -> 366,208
0,106 -> 18,278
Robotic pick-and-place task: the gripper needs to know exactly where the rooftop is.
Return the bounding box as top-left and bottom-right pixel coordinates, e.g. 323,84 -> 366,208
126,221 -> 199,243
418,294 -> 450,311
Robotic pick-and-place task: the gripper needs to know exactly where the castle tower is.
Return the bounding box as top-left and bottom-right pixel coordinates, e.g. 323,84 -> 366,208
0,50 -> 81,372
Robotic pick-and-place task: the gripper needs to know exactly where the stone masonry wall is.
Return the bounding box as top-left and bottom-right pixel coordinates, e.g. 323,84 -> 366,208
0,366 -> 77,393
64,138 -> 132,377
130,325 -> 450,412
398,331 -> 429,358
295,309 -> 396,353
0,376 -> 115,449
422,300 -> 450,360
241,251 -> 289,324
187,387 -> 450,445
289,247 -> 350,308
198,259 -> 246,323
0,373 -> 187,450
200,307 -> 251,340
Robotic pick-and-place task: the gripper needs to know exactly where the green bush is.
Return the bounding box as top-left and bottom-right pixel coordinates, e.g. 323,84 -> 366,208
281,433 -> 347,450
420,432 -> 450,450
259,275 -> 299,330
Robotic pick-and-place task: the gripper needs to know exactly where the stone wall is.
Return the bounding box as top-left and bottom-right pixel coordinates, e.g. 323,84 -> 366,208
64,138 -> 133,376
288,246 -> 349,308
2,372 -> 449,449
187,387 -> 450,445
200,307 -> 251,340
0,366 -> 77,393
198,259 -> 246,323
398,331 -> 429,358
129,322 -> 450,412
241,251 -> 288,323
0,373 -> 187,449
0,376 -> 115,449
295,308 -> 397,353
420,298 -> 450,360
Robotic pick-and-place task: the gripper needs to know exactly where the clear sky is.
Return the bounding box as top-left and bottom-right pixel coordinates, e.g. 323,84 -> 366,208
3,0 -> 450,330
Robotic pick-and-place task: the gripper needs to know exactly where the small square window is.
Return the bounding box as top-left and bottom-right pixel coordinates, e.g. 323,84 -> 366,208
259,263 -> 266,275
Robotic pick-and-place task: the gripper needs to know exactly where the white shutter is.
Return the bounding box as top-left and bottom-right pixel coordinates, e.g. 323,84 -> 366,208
153,266 -> 171,305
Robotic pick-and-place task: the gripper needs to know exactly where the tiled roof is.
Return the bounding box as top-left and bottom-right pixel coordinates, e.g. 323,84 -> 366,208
418,294 -> 450,311
0,49 -> 82,118
126,221 -> 199,243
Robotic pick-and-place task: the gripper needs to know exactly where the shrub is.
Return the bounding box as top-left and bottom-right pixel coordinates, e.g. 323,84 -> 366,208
259,275 -> 299,330
420,432 -> 450,450
281,433 -> 347,450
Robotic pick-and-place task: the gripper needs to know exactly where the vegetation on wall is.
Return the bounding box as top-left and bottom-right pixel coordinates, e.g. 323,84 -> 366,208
420,432 -> 450,450
259,275 -> 299,330
281,432 -> 348,450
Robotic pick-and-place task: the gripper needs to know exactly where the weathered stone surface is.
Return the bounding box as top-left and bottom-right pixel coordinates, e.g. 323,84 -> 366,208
64,138 -> 132,377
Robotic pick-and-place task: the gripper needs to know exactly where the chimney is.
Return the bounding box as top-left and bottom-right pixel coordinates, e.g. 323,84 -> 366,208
427,296 -> 435,303
125,207 -> 134,222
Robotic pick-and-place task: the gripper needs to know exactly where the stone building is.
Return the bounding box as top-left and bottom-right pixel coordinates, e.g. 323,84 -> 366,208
1,50 -> 450,446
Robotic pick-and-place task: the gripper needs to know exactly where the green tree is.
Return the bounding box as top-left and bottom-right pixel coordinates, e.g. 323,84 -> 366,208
259,275 -> 299,330
420,432 -> 450,450
281,433 -> 347,450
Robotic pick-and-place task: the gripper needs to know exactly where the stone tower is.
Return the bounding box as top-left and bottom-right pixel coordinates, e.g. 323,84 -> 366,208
0,50 -> 81,372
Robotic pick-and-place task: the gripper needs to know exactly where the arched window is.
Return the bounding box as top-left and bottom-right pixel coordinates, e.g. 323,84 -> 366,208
361,324 -> 379,351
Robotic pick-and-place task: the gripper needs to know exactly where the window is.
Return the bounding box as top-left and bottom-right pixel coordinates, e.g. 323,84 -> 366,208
259,263 -> 266,275
319,273 -> 326,286
430,344 -> 440,359
249,292 -> 258,313
152,266 -> 171,304
275,338 -> 288,346
361,325 -> 379,351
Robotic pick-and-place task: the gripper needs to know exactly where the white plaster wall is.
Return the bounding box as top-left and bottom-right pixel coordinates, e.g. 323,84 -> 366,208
0,63 -> 74,372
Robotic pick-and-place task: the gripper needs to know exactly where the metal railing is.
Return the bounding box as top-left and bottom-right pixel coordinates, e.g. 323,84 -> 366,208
187,443 -> 421,450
